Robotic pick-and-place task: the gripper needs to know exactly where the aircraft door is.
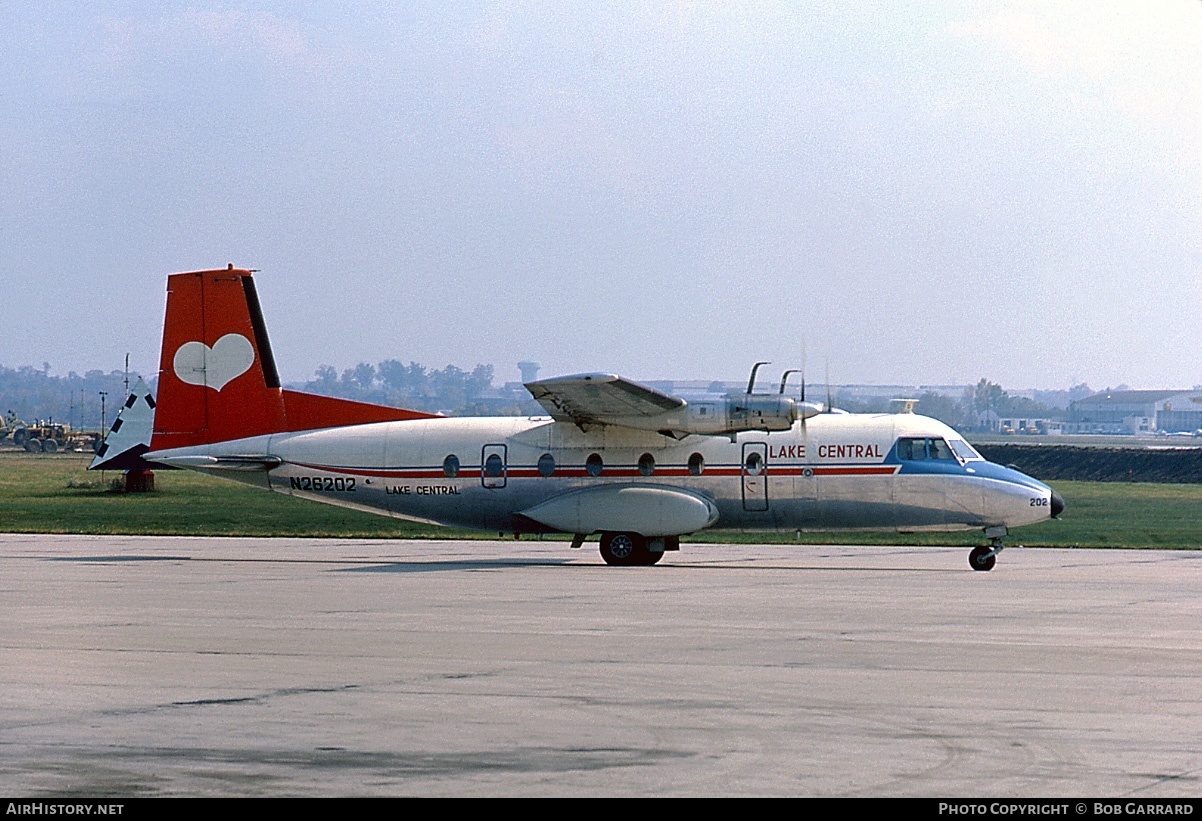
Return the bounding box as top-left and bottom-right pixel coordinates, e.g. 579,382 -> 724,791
742,442 -> 769,511
481,444 -> 507,489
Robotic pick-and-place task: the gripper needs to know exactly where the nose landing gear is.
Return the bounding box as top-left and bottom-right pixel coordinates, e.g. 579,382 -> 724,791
969,542 -> 1000,572
969,527 -> 1009,572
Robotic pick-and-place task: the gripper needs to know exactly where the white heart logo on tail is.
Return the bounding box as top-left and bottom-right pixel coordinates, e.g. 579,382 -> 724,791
173,334 -> 255,392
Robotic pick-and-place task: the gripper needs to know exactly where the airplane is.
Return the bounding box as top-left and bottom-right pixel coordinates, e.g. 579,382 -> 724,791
142,265 -> 1064,571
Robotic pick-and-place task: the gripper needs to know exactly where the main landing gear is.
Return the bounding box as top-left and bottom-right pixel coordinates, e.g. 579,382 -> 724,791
969,527 -> 1008,572
599,532 -> 665,567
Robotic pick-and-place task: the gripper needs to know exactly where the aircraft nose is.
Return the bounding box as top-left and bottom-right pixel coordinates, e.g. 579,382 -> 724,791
1050,490 -> 1065,519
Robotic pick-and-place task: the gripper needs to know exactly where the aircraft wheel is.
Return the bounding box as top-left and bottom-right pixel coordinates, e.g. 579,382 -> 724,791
600,532 -> 643,566
642,549 -> 664,566
969,545 -> 996,572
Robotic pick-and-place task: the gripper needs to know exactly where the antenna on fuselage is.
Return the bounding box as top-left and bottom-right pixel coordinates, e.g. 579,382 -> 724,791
801,338 -> 806,402
746,361 -> 770,395
779,369 -> 802,395
782,366 -> 812,429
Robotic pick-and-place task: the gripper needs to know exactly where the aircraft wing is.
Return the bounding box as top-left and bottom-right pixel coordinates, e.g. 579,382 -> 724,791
525,373 -> 685,428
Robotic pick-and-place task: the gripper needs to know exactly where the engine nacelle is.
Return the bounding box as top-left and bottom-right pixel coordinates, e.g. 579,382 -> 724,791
726,394 -> 799,433
617,394 -> 822,437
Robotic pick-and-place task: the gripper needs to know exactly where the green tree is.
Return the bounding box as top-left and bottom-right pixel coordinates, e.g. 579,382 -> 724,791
915,392 -> 966,427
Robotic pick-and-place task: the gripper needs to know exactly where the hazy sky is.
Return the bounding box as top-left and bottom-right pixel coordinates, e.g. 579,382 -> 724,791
3,1 -> 1200,390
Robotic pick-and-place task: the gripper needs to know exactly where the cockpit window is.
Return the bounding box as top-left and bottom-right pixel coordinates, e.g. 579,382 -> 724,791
896,437 -> 959,462
947,438 -> 982,461
896,438 -> 922,460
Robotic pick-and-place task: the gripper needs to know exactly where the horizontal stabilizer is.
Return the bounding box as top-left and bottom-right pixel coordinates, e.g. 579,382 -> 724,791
150,454 -> 282,472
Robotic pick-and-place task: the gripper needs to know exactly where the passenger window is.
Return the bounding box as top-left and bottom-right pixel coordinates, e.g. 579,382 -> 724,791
688,452 -> 705,476
586,453 -> 603,477
484,454 -> 504,477
745,451 -> 763,475
538,453 -> 555,477
443,454 -> 460,478
638,453 -> 655,476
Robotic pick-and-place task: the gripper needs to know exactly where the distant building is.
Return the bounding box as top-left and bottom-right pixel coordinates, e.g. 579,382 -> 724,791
976,411 -> 1063,436
1154,393 -> 1202,433
1067,390 -> 1202,435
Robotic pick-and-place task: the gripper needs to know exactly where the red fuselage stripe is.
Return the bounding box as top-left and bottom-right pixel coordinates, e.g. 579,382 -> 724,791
289,461 -> 900,479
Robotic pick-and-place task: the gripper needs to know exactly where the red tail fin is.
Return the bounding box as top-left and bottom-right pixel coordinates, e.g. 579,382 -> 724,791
151,266 -> 435,451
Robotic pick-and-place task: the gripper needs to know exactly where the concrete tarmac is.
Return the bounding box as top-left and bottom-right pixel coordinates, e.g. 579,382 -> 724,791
2,534 -> 1201,797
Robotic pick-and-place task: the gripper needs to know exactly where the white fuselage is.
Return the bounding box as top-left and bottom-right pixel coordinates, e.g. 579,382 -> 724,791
149,411 -> 1055,536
